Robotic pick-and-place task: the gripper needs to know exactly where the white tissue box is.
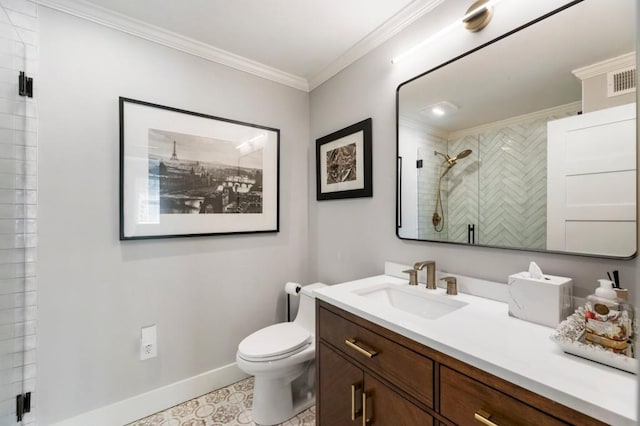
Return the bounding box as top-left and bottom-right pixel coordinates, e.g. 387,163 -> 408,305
507,272 -> 573,328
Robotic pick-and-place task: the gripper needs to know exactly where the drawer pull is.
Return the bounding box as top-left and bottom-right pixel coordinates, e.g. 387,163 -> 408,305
474,409 -> 499,426
345,338 -> 378,358
362,392 -> 371,425
351,383 -> 362,420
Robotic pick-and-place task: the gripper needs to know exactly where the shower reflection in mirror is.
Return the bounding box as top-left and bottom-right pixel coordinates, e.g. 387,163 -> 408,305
432,149 -> 473,233
396,0 -> 636,258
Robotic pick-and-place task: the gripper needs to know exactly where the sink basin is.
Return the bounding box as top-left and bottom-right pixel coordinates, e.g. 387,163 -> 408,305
354,284 -> 467,320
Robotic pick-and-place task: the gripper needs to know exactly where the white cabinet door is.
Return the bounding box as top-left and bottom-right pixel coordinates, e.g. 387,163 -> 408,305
547,103 -> 636,257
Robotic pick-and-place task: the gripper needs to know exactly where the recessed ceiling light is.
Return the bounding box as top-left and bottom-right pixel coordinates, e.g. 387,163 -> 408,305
421,101 -> 459,118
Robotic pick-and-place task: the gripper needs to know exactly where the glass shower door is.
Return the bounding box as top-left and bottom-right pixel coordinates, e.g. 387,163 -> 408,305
0,3 -> 37,424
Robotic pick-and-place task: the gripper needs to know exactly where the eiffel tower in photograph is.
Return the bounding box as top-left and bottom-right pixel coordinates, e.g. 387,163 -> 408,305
170,140 -> 178,161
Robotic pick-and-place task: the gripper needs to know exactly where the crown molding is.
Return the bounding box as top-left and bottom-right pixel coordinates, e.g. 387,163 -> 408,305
399,115 -> 448,139
37,0 -> 446,93
447,101 -> 582,140
572,52 -> 636,81
36,0 -> 310,91
308,0 -> 446,90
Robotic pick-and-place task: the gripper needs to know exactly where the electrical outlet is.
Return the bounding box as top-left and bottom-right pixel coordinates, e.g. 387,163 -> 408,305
140,325 -> 157,360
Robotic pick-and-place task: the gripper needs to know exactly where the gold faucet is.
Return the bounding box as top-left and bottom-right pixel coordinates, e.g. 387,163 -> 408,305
414,261 -> 436,289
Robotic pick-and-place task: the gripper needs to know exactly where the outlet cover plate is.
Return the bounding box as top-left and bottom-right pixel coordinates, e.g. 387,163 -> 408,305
140,325 -> 157,360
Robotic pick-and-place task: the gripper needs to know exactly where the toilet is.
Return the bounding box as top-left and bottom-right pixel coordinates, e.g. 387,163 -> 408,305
236,283 -> 326,425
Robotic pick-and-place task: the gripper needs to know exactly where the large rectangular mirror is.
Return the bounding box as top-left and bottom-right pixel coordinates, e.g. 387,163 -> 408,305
397,0 -> 637,258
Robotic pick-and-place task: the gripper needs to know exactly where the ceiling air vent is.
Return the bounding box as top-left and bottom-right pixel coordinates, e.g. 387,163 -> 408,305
607,67 -> 636,97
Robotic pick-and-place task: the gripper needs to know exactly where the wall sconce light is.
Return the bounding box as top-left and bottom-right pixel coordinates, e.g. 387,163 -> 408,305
391,0 -> 503,64
463,0 -> 494,32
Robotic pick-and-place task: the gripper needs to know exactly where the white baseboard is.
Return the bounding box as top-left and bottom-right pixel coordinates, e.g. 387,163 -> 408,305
52,363 -> 249,426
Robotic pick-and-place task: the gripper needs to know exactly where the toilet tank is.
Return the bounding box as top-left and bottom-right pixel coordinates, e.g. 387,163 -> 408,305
293,283 -> 326,334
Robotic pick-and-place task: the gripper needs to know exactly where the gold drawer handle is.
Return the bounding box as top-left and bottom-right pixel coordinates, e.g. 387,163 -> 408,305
474,409 -> 499,426
345,338 -> 378,358
362,392 -> 371,425
351,383 -> 362,420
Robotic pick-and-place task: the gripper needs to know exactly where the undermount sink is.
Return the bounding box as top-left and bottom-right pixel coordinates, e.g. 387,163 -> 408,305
353,283 -> 468,320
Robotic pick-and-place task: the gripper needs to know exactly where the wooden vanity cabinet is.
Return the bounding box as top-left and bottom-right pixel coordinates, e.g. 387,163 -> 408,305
318,343 -> 433,425
317,300 -> 606,426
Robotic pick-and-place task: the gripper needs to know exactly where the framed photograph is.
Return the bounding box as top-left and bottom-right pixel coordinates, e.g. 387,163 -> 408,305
119,97 -> 279,240
316,118 -> 372,200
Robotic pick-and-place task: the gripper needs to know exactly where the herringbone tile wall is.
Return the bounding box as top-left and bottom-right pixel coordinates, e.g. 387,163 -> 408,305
446,135 -> 479,244
478,120 -> 547,248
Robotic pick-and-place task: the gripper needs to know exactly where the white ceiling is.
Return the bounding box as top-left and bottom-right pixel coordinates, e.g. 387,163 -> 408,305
399,0 -> 636,134
40,0 -> 446,90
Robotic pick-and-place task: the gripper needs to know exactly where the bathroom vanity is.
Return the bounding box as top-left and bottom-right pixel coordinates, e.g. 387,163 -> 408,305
314,268 -> 637,425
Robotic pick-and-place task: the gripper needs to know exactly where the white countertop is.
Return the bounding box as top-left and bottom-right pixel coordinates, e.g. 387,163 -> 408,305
314,274 -> 638,425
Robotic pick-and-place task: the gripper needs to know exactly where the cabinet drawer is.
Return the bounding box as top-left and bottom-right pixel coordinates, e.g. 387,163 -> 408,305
440,366 -> 566,426
319,306 -> 434,408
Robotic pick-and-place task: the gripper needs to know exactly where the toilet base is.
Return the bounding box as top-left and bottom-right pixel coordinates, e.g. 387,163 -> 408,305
251,362 -> 316,425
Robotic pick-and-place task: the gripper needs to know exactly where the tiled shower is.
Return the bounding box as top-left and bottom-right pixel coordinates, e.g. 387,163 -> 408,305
417,104 -> 580,249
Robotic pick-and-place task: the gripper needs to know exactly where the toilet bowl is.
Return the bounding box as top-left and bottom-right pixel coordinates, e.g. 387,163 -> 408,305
236,282 -> 326,425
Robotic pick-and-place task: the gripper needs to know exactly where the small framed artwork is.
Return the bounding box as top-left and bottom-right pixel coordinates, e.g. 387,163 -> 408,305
316,118 -> 372,200
119,97 -> 279,240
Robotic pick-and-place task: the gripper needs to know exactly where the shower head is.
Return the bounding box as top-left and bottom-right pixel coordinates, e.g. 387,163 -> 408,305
435,149 -> 473,167
454,149 -> 472,160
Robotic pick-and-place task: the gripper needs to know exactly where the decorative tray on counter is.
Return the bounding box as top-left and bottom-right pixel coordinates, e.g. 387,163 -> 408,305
551,307 -> 638,374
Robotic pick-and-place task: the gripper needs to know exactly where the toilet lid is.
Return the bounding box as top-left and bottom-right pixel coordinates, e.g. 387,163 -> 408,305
238,323 -> 311,361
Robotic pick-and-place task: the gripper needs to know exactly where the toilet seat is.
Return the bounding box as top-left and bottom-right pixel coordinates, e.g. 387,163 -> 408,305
238,322 -> 311,362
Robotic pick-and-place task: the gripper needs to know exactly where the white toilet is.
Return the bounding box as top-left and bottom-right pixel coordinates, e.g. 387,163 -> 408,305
236,283 -> 326,425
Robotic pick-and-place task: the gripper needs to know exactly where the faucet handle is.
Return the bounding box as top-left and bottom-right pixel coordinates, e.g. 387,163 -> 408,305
402,269 -> 418,285
442,276 -> 458,295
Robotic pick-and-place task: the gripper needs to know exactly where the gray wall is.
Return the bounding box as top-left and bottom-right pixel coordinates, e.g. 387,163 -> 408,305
309,0 -> 638,299
38,8 -> 310,424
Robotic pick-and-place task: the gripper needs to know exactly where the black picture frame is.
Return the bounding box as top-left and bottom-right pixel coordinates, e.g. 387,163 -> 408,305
316,118 -> 372,200
119,97 -> 280,240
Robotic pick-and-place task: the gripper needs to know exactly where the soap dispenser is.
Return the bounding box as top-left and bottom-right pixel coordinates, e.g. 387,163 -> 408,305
595,279 -> 617,300
584,279 -> 632,355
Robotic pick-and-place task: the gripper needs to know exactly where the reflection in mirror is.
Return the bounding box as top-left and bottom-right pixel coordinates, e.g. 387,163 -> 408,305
397,0 -> 637,258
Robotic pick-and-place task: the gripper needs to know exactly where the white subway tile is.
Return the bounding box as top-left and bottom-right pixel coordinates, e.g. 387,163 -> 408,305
0,143 -> 14,158
0,23 -> 19,41
0,174 -> 16,189
23,258 -> 33,273
23,348 -> 34,365
23,290 -> 33,306
0,193 -> 18,208
14,27 -> 35,46
0,205 -> 20,219
24,205 -> 34,219
0,262 -> 22,277
21,131 -> 35,147
22,175 -> 35,190
22,362 -> 34,379
0,292 -> 21,308
5,11 -> 36,32
0,220 -> 17,234
23,277 -> 33,292
23,247 -> 34,261
0,248 -> 24,262
23,320 -> 37,336
0,278 -> 24,294
0,0 -> 37,18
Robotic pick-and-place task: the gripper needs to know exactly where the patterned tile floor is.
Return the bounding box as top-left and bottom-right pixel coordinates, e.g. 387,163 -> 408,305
127,377 -> 315,426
